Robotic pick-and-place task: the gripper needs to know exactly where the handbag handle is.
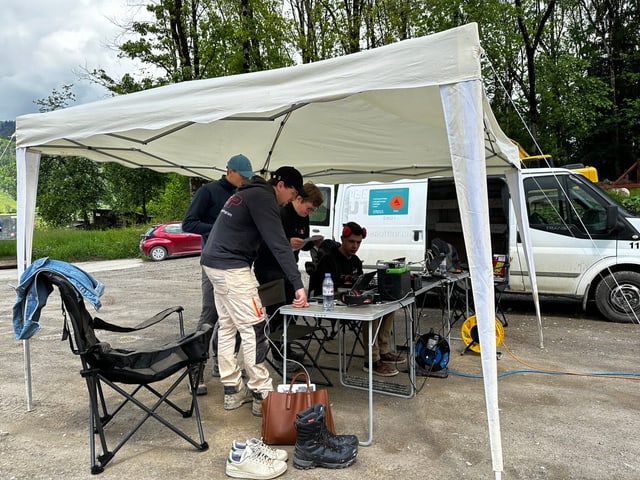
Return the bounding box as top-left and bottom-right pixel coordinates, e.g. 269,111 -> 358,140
288,370 -> 311,391
285,371 -> 312,411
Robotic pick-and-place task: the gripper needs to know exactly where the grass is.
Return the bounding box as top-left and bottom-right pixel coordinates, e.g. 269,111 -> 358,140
0,225 -> 150,262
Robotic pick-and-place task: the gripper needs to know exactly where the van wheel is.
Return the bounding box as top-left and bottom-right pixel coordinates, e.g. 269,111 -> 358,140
594,271 -> 640,323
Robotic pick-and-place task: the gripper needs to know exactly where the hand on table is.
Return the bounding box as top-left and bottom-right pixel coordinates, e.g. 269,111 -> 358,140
292,288 -> 309,308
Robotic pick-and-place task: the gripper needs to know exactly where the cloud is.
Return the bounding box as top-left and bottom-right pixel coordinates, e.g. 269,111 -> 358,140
0,0 -> 151,120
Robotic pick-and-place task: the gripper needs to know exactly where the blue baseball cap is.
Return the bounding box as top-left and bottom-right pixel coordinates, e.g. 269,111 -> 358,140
226,154 -> 255,178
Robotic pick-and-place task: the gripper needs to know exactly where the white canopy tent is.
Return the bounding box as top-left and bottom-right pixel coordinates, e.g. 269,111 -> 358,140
15,23 -> 542,478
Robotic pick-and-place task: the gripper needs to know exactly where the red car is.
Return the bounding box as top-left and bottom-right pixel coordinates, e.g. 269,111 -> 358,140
139,222 -> 202,261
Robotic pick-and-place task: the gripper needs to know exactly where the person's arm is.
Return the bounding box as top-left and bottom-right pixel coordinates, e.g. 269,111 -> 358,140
182,187 -> 215,236
253,198 -> 305,293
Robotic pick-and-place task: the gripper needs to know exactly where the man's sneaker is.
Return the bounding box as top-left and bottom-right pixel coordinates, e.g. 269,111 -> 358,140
232,438 -> 288,462
226,444 -> 287,479
379,351 -> 406,364
224,384 -> 252,410
363,360 -> 399,377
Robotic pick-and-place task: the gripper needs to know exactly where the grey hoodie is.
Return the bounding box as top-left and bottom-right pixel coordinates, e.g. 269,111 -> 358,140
200,176 -> 303,291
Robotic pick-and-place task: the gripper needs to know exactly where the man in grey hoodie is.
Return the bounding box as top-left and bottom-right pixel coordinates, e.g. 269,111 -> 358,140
201,165 -> 309,416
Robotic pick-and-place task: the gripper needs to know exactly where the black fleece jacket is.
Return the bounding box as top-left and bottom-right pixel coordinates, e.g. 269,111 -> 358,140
182,175 -> 235,246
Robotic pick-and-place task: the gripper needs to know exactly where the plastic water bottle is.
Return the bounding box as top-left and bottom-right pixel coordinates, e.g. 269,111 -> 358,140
439,256 -> 447,275
322,273 -> 334,311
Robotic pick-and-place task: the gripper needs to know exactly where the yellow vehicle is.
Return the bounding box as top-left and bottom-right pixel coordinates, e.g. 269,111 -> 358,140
513,141 -> 599,183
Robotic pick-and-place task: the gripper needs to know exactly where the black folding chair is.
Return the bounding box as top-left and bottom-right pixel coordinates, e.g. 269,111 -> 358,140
40,271 -> 212,474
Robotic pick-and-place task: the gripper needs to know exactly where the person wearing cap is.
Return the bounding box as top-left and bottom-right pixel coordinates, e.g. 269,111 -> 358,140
201,166 -> 310,416
182,153 -> 254,395
254,182 -> 325,370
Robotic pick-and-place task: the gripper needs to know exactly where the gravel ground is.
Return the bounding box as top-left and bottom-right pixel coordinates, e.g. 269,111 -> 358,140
1,256 -> 639,480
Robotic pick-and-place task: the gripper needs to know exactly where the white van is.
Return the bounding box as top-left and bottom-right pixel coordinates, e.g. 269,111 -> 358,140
307,169 -> 640,323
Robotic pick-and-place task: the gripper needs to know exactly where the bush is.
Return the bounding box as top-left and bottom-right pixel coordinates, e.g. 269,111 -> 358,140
0,227 -> 149,263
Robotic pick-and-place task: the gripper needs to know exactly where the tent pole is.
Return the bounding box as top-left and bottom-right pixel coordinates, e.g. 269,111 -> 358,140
23,340 -> 33,411
16,147 -> 40,411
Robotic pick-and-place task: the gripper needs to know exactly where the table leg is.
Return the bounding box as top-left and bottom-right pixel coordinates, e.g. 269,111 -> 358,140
282,315 -> 288,381
361,320 -> 373,446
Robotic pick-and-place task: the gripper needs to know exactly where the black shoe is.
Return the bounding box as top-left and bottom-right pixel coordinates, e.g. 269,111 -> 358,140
293,403 -> 358,470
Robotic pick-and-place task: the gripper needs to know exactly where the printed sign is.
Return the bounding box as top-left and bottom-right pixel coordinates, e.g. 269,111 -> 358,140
368,188 -> 409,215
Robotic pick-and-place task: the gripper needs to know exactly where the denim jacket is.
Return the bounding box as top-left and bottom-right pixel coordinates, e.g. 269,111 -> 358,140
12,258 -> 105,340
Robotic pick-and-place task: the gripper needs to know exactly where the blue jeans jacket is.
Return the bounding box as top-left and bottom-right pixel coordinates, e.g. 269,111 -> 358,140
12,258 -> 105,340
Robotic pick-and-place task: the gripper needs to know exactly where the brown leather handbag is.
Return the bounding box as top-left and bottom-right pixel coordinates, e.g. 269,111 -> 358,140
261,371 -> 335,445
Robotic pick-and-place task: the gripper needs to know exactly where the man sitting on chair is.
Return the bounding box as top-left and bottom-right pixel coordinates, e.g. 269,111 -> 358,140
309,221 -> 405,377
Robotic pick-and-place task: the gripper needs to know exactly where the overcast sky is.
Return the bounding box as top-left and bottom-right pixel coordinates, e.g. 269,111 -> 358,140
1,1 -> 153,121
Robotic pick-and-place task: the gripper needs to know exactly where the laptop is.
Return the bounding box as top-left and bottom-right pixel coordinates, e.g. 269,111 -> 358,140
349,271 -> 377,294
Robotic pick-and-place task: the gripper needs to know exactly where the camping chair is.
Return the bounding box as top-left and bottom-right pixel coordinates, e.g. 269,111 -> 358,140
258,279 -> 333,386
40,271 -> 212,474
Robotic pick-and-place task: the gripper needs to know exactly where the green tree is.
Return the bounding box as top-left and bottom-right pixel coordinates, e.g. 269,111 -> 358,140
34,86 -> 109,226
102,163 -> 167,219
0,137 -> 17,200
147,173 -> 191,220
569,0 -> 640,178
37,157 -> 106,227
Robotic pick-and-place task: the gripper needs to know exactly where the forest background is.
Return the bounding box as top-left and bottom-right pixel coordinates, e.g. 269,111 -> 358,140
0,0 -> 639,230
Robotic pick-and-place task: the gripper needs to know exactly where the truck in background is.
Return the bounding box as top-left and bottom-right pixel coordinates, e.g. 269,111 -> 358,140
306,169 -> 640,323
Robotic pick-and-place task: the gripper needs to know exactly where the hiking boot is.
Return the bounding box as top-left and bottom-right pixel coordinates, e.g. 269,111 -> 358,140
296,403 -> 359,449
224,384 -> 252,410
232,438 -> 288,462
293,403 -> 357,470
379,351 -> 406,364
252,391 -> 268,417
188,367 -> 207,395
226,443 -> 287,479
363,359 -> 399,377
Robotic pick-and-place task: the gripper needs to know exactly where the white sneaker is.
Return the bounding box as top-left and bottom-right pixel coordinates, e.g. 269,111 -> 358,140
226,444 -> 287,479
232,438 -> 288,462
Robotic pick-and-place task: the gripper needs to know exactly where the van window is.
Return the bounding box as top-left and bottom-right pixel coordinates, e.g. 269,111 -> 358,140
309,186 -> 332,227
524,176 -> 608,236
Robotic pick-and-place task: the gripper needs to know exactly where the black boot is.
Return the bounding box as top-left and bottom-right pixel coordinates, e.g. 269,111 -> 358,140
297,403 -> 359,448
293,403 -> 358,470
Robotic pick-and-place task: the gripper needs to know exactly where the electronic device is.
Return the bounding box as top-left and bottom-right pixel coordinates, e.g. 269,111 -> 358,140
377,259 -> 411,300
349,271 -> 377,292
277,383 -> 316,393
341,291 -> 374,305
414,330 -> 450,372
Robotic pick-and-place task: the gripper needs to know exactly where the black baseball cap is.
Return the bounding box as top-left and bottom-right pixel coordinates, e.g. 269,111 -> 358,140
272,166 -> 307,197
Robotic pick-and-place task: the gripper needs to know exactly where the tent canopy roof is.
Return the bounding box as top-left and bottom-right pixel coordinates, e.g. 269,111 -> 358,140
16,23 -> 518,184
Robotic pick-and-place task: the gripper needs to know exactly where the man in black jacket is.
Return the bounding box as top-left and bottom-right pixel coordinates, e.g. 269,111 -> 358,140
182,154 -> 254,394
201,166 -> 309,416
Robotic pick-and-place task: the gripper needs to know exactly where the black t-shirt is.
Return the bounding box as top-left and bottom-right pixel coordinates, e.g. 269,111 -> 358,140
309,244 -> 362,296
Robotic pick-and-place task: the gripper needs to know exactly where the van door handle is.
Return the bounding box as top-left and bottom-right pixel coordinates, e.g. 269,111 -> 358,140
413,230 -> 422,241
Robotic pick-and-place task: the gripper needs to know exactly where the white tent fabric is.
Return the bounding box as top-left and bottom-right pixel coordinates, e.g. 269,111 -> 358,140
14,23 -> 541,479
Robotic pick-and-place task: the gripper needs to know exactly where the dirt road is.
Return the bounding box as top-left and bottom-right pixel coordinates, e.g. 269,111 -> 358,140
1,256 -> 638,479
